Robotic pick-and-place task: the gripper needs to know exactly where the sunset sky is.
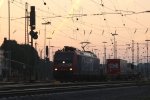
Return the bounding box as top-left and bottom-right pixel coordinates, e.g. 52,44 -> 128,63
0,0 -> 150,63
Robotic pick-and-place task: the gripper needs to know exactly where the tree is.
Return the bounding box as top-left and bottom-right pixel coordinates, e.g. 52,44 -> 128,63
1,38 -> 39,81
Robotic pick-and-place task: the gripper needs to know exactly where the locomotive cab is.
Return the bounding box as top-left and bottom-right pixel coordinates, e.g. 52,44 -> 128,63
53,46 -> 77,81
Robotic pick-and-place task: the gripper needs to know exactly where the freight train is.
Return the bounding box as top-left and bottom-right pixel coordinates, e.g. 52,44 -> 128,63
53,46 -> 104,81
53,46 -> 141,81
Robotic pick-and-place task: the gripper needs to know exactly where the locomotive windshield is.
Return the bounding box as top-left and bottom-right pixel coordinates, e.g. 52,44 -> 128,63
54,52 -> 74,64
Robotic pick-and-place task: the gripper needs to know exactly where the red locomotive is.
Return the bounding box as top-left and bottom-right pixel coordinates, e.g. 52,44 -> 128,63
53,46 -> 102,81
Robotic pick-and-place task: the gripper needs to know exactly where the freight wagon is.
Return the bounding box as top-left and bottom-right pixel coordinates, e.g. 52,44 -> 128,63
106,59 -> 133,80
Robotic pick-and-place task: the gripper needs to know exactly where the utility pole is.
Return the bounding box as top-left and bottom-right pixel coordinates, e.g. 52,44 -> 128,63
132,40 -> 134,67
27,8 -> 29,44
102,41 -> 107,74
8,0 -> 10,40
46,37 -> 52,60
50,46 -> 54,61
111,33 -> 118,59
42,21 -> 51,59
137,43 -> 139,72
126,44 -> 130,62
102,41 -> 107,65
137,43 -> 139,64
25,2 -> 28,44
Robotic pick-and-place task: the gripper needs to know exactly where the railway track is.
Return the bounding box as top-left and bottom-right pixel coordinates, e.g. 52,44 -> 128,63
0,81 -> 149,98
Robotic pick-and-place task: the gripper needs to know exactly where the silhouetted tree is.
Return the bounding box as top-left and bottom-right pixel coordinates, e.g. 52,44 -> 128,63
1,38 -> 39,81
1,39 -> 39,66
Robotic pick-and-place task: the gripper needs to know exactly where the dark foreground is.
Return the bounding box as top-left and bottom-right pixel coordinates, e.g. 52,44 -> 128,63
1,85 -> 150,100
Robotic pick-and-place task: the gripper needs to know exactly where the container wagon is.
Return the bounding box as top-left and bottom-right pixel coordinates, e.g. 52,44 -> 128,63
106,59 -> 133,80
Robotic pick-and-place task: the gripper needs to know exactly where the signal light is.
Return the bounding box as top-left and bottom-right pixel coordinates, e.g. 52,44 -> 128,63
29,30 -> 38,39
33,32 -> 38,39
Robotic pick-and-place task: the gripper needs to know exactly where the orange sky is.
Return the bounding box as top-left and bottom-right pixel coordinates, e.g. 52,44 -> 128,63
0,0 -> 150,63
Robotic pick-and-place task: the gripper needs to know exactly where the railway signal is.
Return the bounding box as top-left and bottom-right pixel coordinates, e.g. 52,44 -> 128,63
29,30 -> 38,39
30,6 -> 36,29
29,6 -> 38,46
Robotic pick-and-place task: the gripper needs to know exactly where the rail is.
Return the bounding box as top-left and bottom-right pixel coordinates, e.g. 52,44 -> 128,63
0,81 -> 149,98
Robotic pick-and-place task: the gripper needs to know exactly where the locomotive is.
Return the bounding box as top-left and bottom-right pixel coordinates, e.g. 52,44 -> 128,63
53,46 -> 103,81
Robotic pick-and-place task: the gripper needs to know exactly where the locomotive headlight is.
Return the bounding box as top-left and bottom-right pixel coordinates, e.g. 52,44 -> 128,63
62,61 -> 65,64
54,68 -> 58,71
69,68 -> 73,71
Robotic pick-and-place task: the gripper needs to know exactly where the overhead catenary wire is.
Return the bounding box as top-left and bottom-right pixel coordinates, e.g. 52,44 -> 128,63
1,0 -> 150,62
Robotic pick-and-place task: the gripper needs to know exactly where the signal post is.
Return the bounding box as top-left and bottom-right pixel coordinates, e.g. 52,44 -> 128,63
29,6 -> 38,47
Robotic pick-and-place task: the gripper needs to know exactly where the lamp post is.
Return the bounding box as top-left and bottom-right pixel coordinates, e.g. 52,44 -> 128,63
111,33 -> 118,59
145,39 -> 150,78
46,37 -> 52,60
42,21 -> 51,59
